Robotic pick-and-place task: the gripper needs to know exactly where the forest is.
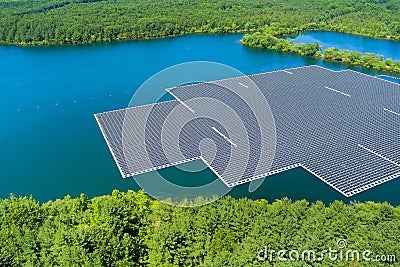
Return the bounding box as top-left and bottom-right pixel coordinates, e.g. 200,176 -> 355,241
241,32 -> 400,74
0,0 -> 399,45
2,0 -> 400,74
0,190 -> 399,266
1,1 -> 399,266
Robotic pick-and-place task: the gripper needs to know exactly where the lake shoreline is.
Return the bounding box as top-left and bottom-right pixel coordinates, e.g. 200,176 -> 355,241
242,31 -> 400,75
1,28 -> 399,48
0,30 -> 249,47
1,33 -> 399,204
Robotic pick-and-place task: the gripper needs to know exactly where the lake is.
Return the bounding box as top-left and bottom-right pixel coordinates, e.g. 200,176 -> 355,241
0,32 -> 399,204
289,31 -> 400,60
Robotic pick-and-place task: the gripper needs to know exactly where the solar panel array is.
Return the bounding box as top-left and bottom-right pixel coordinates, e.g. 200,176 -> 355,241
95,65 -> 400,197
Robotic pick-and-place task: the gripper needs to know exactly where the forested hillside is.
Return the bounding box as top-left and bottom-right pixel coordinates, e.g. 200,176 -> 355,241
0,190 -> 399,266
0,0 -> 399,45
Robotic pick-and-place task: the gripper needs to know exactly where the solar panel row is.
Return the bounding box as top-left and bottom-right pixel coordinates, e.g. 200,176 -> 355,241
95,65 -> 400,197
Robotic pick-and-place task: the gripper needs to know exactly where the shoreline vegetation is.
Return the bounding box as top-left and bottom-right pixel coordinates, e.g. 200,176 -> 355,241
241,32 -> 400,75
0,190 -> 399,266
1,0 -> 400,46
1,0 -> 400,75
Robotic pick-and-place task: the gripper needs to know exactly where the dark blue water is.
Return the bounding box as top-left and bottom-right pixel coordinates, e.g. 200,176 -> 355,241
289,31 -> 400,60
1,33 -> 399,204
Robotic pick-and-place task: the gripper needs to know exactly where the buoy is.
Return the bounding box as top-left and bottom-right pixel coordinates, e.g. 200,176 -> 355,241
55,102 -> 59,106
17,108 -> 21,112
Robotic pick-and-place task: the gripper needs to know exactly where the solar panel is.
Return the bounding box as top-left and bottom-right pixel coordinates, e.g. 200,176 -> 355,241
95,65 -> 400,197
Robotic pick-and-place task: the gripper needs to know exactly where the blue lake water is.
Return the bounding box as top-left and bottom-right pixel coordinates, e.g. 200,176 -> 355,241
0,33 -> 399,204
289,31 -> 400,60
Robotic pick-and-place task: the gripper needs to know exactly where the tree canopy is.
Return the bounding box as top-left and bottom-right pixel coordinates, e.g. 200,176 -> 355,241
0,190 -> 399,266
241,32 -> 400,74
0,0 -> 399,45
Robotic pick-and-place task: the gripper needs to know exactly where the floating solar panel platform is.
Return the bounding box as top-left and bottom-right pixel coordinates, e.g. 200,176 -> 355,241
95,65 -> 400,197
